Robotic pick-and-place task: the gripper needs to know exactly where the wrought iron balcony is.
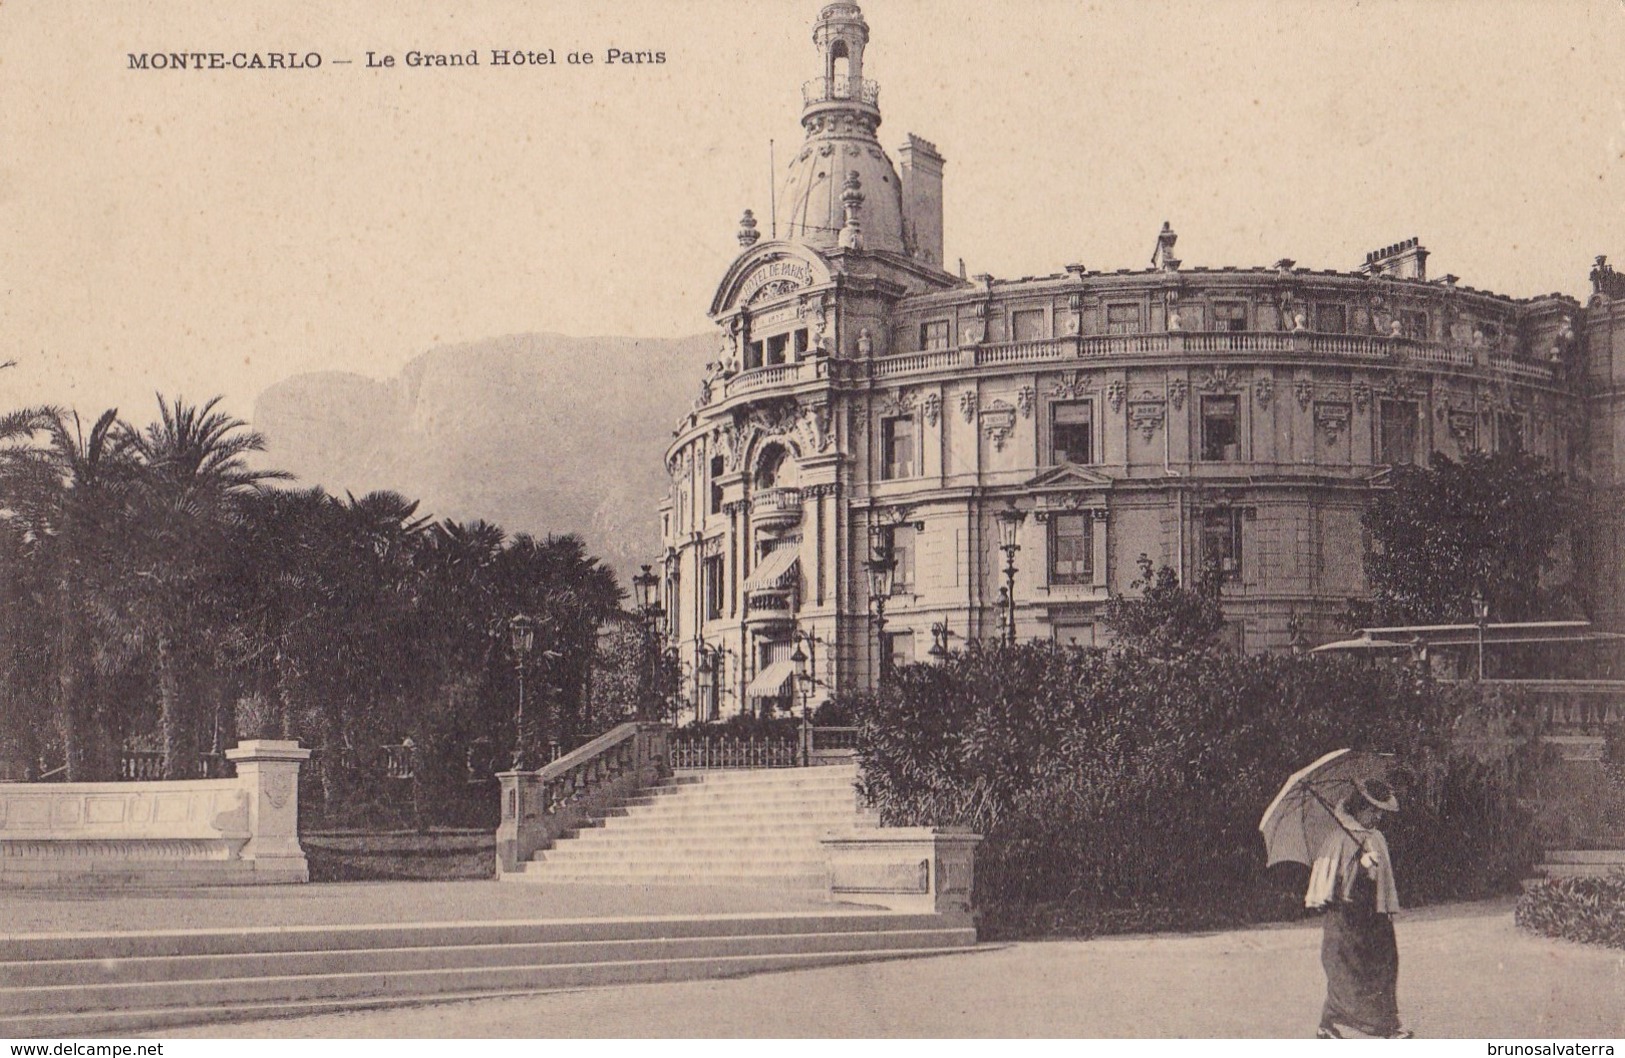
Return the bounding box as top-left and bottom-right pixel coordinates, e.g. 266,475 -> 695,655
743,586 -> 796,630
802,76 -> 880,109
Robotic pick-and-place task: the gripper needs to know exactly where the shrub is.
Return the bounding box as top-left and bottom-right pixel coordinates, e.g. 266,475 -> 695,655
1516,875 -> 1625,949
839,641 -> 1551,935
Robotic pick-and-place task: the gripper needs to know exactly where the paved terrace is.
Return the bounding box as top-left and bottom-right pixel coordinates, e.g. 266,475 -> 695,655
1,883 -> 1618,1038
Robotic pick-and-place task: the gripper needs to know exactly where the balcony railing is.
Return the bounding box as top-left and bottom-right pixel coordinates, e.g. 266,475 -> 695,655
861,332 -> 1553,382
743,587 -> 796,628
802,76 -> 880,108
751,487 -> 803,532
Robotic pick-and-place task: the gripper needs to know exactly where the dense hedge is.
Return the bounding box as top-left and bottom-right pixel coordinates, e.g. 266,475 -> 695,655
841,642 -> 1553,937
1516,876 -> 1625,949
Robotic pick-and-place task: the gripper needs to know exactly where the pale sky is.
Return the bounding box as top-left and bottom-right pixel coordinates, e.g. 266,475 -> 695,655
4,0 -> 1625,426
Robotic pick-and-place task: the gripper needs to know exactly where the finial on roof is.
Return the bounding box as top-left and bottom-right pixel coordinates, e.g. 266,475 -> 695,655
737,209 -> 761,248
838,171 -> 865,250
1152,221 -> 1180,271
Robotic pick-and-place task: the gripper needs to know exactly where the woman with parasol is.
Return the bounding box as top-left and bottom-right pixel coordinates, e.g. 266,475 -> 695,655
1260,751 -> 1412,1039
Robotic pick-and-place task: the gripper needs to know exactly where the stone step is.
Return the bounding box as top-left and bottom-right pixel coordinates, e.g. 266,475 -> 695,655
0,926 -> 960,993
514,864 -> 832,885
0,933 -> 977,1036
535,851 -> 826,871
670,766 -> 857,783
602,805 -> 862,824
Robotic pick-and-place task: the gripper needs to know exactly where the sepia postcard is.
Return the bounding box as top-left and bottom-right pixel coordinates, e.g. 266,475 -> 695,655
2,0 -> 1623,1044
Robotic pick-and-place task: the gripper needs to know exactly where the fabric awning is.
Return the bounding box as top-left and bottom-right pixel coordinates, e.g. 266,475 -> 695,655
741,547 -> 800,592
745,658 -> 796,699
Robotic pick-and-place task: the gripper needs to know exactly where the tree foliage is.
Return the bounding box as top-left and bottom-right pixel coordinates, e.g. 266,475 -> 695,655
0,396 -> 631,823
841,641 -> 1553,934
1100,555 -> 1226,656
1356,451 -> 1578,626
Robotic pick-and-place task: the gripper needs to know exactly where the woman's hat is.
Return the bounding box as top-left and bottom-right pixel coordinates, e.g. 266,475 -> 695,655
1357,777 -> 1399,813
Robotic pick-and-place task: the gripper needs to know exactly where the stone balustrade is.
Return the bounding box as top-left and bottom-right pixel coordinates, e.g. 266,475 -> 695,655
495,722 -> 671,875
0,739 -> 312,887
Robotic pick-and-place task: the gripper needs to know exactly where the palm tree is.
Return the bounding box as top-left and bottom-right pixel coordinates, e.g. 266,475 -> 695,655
0,407 -> 136,779
119,395 -> 288,777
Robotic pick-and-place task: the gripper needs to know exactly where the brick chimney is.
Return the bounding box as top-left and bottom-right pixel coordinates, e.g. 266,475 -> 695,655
1360,237 -> 1428,280
899,134 -> 945,269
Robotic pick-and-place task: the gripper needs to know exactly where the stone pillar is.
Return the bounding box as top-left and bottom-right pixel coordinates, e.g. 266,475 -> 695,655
822,827 -> 982,914
224,739 -> 312,883
495,770 -> 547,876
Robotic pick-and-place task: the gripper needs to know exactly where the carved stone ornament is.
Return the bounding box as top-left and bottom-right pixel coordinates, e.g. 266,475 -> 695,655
1129,396 -> 1167,443
1107,380 -> 1127,413
959,390 -> 978,423
922,392 -> 942,428
879,389 -> 917,419
1016,386 -> 1035,420
851,408 -> 866,440
1352,384 -> 1371,413
1254,377 -> 1274,409
265,774 -> 294,812
1376,375 -> 1421,403
980,399 -> 1017,452
1167,378 -> 1189,411
1201,366 -> 1240,393
1294,379 -> 1315,411
1314,402 -> 1351,443
963,318 -> 986,345
1050,370 -> 1088,401
794,401 -> 834,454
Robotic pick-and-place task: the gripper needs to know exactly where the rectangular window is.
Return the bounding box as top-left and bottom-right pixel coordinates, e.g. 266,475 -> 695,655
882,416 -> 916,479
1213,302 -> 1247,332
794,328 -> 809,356
886,524 -> 917,594
1480,322 -> 1500,343
745,340 -> 764,370
702,555 -> 724,620
1106,304 -> 1142,335
765,333 -> 789,366
1201,396 -> 1241,461
1316,304 -> 1347,333
1200,508 -> 1244,580
1400,310 -> 1428,340
1048,512 -> 1093,585
1049,401 -> 1094,465
709,455 -> 725,514
1053,621 -> 1095,647
1497,412 -> 1525,452
1012,309 -> 1046,342
883,630 -> 915,674
1379,400 -> 1418,465
921,320 -> 952,350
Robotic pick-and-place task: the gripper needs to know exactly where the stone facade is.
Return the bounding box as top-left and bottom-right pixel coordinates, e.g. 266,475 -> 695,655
658,2 -> 1616,718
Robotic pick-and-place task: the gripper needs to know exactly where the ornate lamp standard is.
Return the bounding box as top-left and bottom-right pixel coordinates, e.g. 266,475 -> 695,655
1472,588 -> 1490,680
507,614 -> 536,769
993,503 -> 1026,644
928,621 -> 954,662
632,564 -> 666,719
865,523 -> 897,684
791,639 -> 813,766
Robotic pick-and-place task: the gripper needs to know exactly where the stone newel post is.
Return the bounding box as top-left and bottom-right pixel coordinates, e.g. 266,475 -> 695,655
225,739 -> 313,883
495,770 -> 548,876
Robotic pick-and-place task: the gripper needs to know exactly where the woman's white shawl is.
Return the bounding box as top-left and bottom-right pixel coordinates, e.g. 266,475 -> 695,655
1303,813 -> 1401,914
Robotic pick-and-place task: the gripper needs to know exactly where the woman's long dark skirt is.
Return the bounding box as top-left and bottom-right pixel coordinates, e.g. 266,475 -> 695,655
1319,893 -> 1400,1037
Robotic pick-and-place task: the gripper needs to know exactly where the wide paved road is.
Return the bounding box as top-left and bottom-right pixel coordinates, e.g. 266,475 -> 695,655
161,898 -> 1622,1038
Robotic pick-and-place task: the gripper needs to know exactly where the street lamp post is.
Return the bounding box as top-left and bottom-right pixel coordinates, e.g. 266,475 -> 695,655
993,502 -> 1026,644
865,523 -> 897,684
791,639 -> 812,766
632,564 -> 666,720
928,621 -> 953,662
507,614 -> 536,770
1472,588 -> 1490,680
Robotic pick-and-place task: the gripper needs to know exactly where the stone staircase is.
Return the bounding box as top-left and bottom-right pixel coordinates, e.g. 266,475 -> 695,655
0,909 -> 976,1037
510,763 -> 876,888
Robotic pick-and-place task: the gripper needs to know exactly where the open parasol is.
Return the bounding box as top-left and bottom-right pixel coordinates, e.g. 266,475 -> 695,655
1259,748 -> 1395,867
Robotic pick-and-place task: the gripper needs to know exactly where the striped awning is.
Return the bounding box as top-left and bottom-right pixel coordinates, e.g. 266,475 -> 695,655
745,658 -> 796,699
741,546 -> 800,592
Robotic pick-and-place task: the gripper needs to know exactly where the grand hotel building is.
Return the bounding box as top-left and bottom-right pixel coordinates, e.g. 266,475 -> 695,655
658,2 -> 1625,717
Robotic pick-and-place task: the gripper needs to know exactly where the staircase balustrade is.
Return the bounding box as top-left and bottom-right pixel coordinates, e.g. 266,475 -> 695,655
495,721 -> 670,875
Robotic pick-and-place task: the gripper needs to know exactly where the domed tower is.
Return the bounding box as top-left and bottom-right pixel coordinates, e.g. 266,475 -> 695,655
778,3 -> 915,259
